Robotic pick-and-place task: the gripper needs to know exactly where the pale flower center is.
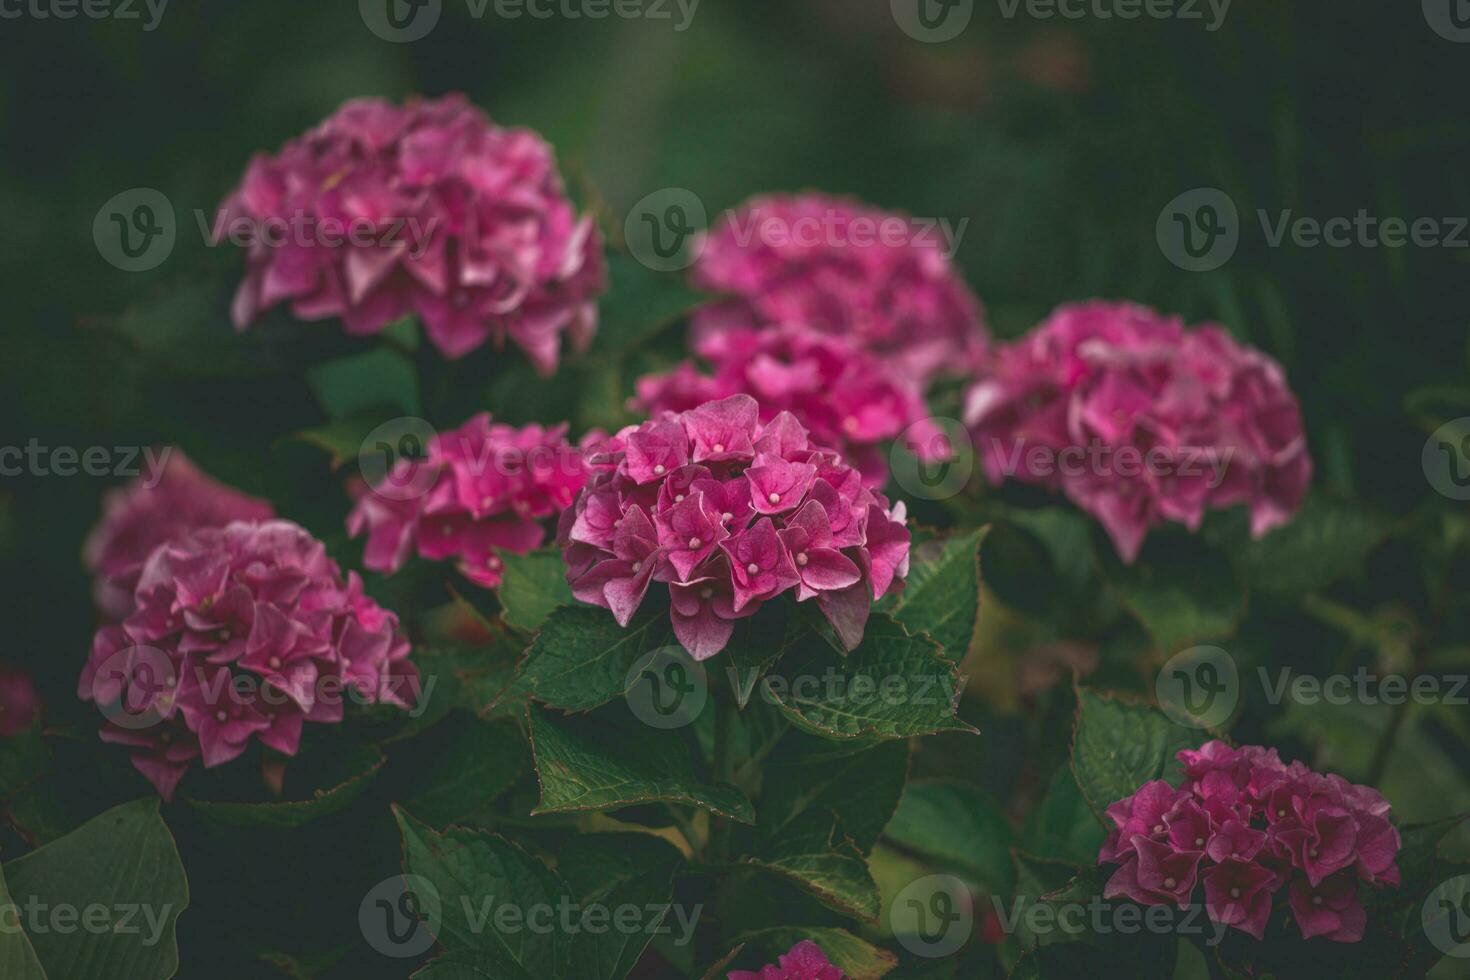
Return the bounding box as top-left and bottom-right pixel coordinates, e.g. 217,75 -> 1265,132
713,443 -> 725,454
746,562 -> 760,575
767,492 -> 780,504
688,537 -> 702,549
796,552 -> 809,566
653,464 -> 666,475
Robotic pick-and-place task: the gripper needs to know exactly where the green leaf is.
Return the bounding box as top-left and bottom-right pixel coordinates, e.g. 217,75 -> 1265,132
0,861 -> 44,979
1232,495 -> 1390,596
878,526 -> 986,661
513,606 -> 675,713
760,614 -> 976,741
287,411 -> 386,470
3,798 -> 189,980
588,252 -> 706,357
306,346 -> 419,419
761,736 -> 909,855
1021,768 -> 1106,869
396,807 -> 569,979
1103,534 -> 1243,652
884,779 -> 1015,893
186,746 -> 385,829
1070,689 -> 1204,823
497,550 -> 575,633
559,834 -> 682,980
413,953 -> 505,979
738,926 -> 897,979
529,708 -> 753,823
399,716 -> 531,828
741,808 -> 881,921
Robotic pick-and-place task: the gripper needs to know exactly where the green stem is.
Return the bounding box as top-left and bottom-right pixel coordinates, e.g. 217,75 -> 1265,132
709,690 -> 737,862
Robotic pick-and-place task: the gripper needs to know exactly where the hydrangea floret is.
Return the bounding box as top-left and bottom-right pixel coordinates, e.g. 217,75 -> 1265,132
1098,740 -> 1401,942
80,520 -> 418,801
690,193 -> 988,381
348,413 -> 591,589
728,940 -> 846,980
560,394 -> 911,660
964,301 -> 1311,562
217,94 -> 606,370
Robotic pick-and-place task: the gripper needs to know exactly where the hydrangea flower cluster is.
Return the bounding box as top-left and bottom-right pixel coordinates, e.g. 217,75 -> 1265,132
217,94 -> 606,371
633,325 -> 947,486
560,394 -> 911,660
348,414 -> 592,589
84,450 -> 276,620
79,520 -> 418,801
963,301 -> 1311,563
728,940 -> 845,980
690,194 -> 988,381
1099,741 -> 1401,942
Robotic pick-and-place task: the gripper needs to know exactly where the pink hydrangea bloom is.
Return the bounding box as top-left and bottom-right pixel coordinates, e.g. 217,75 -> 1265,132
728,940 -> 846,980
690,194 -> 988,381
0,667 -> 41,737
964,301 -> 1311,563
217,94 -> 606,371
84,450 -> 275,620
560,395 -> 910,660
348,414 -> 592,588
78,520 -> 418,801
633,325 -> 949,486
1098,739 -> 1400,943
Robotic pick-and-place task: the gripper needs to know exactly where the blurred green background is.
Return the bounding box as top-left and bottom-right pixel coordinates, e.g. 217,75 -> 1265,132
2,1 -> 1469,975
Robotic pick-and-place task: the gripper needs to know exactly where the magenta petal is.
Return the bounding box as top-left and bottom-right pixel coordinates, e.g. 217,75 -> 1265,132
816,582 -> 871,652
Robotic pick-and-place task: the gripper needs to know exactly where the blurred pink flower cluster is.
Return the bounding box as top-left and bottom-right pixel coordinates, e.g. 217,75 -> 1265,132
690,193 -> 988,381
560,394 -> 910,659
217,94 -> 606,371
84,450 -> 276,620
348,413 -> 593,589
964,301 -> 1311,562
80,520 -> 418,801
1099,740 -> 1400,942
728,940 -> 845,980
633,325 -> 946,486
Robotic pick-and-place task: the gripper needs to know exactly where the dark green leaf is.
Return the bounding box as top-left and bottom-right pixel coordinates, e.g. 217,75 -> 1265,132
513,606 -> 675,713
878,527 -> 986,660
497,550 -> 575,633
884,779 -> 1015,893
1070,689 -> 1204,823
